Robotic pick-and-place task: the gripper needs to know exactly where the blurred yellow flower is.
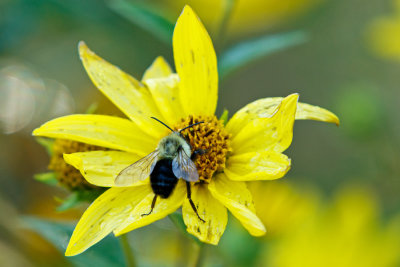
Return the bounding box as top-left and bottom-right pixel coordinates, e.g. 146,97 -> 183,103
367,0 -> 400,61
161,0 -> 323,37
33,6 -> 338,256
248,181 -> 319,237
48,139 -> 106,190
264,186 -> 400,267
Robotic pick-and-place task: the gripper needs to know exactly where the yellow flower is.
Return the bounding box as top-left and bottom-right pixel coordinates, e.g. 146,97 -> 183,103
367,0 -> 400,61
248,181 -> 319,237
264,187 -> 400,267
33,6 -> 339,256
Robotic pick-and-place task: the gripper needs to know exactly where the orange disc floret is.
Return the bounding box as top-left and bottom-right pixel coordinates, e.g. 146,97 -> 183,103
174,115 -> 231,183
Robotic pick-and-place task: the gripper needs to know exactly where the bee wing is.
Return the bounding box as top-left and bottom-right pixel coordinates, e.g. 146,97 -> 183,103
172,149 -> 199,182
115,150 -> 159,186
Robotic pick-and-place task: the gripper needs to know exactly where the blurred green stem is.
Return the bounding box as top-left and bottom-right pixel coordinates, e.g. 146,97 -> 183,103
119,234 -> 136,267
216,0 -> 237,50
169,213 -> 207,266
169,212 -> 201,244
194,243 -> 206,267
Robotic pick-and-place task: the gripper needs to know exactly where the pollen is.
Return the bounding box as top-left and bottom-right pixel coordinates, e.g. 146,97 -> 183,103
48,139 -> 104,190
174,115 -> 231,183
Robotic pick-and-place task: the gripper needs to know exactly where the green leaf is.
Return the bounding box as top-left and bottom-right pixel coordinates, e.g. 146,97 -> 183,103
34,172 -> 58,186
107,0 -> 174,45
219,109 -> 229,126
85,102 -> 99,114
218,31 -> 308,79
56,192 -> 80,212
77,188 -> 106,202
36,137 -> 54,155
57,189 -> 105,212
21,216 -> 125,267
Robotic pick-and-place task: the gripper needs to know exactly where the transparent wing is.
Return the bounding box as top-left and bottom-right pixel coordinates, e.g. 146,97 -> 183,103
115,150 -> 159,186
172,149 -> 199,182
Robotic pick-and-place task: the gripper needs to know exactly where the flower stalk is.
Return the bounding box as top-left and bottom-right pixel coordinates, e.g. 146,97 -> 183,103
119,234 -> 136,267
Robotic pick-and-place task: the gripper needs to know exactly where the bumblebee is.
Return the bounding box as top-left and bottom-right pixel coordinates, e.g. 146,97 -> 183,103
115,117 -> 206,222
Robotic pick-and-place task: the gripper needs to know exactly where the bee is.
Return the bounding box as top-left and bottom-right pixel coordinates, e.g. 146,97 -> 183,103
115,117 -> 206,222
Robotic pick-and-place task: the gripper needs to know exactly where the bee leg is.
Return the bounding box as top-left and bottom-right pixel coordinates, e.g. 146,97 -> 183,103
186,182 -> 205,223
142,195 -> 157,216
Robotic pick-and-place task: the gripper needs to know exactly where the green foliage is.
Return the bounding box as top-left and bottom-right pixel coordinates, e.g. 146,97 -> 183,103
336,82 -> 386,139
218,31 -> 308,79
34,172 -> 58,186
169,212 -> 201,245
56,189 -> 105,212
107,0 -> 174,45
219,109 -> 229,125
36,137 -> 54,156
21,216 -> 125,267
219,217 -> 262,267
85,102 -> 99,114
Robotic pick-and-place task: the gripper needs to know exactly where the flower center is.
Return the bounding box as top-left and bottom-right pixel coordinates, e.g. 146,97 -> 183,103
49,139 -> 104,190
174,115 -> 231,183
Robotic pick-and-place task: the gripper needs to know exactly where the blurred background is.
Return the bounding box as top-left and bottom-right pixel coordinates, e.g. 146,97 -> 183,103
1,0 -> 400,266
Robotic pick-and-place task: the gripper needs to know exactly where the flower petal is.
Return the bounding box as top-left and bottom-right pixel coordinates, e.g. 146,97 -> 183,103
65,185 -> 151,256
182,183 -> 227,245
114,180 -> 186,235
33,114 -> 156,155
143,74 -> 186,126
224,151 -> 291,181
209,174 -> 266,236
63,151 -> 143,187
295,102 -> 340,125
173,5 -> 218,117
79,42 -> 166,139
229,94 -> 298,154
142,56 -> 173,80
226,97 -> 339,137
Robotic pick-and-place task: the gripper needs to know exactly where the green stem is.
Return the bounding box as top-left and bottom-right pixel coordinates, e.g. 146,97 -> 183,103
169,213 -> 207,266
119,234 -> 136,267
194,242 -> 206,267
216,0 -> 237,50
169,213 -> 201,245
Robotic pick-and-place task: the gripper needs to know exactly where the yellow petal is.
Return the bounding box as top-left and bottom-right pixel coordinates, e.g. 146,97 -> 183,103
114,180 -> 186,235
230,94 -> 298,154
182,183 -> 227,245
225,151 -> 291,181
63,151 -> 143,187
65,185 -> 151,256
33,114 -> 156,155
209,173 -> 266,236
79,42 -> 166,139
142,56 -> 173,80
173,6 -> 218,117
227,97 -> 339,137
143,74 -> 186,126
295,102 -> 340,125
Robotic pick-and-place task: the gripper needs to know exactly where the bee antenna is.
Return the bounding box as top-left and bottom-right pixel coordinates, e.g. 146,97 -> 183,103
150,117 -> 174,132
179,121 -> 204,133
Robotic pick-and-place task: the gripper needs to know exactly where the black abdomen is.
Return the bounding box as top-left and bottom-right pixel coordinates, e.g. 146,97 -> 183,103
150,158 -> 178,198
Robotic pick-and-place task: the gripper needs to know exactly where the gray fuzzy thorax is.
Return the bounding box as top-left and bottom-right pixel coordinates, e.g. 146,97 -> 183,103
157,132 -> 191,159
